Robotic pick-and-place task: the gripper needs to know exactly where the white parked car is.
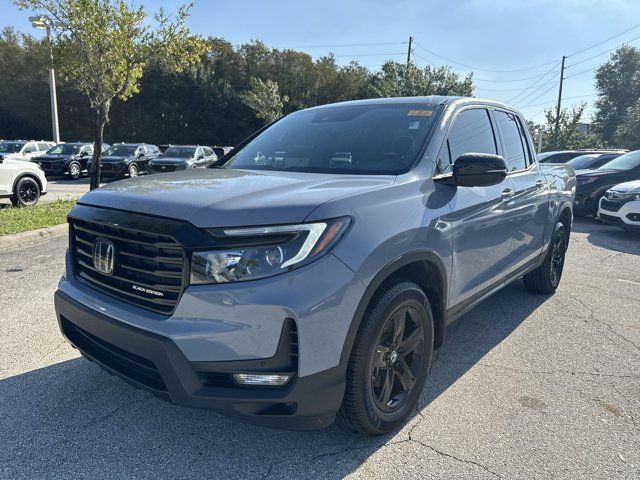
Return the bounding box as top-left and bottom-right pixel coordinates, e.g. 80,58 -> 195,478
0,154 -> 48,206
598,180 -> 640,233
0,140 -> 55,162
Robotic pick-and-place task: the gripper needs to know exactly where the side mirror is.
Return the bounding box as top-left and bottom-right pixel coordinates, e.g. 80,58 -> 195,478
137,152 -> 144,158
197,155 -> 205,160
436,153 -> 507,187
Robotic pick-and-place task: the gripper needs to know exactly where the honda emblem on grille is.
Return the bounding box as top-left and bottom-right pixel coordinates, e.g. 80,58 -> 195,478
93,238 -> 115,275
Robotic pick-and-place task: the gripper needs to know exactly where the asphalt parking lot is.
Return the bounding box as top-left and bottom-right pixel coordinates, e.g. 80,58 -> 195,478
1,218 -> 638,479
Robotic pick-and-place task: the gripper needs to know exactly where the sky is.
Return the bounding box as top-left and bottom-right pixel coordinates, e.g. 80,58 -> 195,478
2,0 -> 640,124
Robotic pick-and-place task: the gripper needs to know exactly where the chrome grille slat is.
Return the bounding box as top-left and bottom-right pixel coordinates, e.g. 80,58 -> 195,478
70,219 -> 186,315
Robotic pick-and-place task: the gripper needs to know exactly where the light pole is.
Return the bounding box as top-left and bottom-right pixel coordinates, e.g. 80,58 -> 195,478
29,15 -> 60,144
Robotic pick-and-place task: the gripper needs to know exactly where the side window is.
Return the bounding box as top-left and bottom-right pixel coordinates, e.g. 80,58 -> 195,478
448,108 -> 497,162
204,147 -> 213,156
82,145 -> 93,155
24,143 -> 37,153
494,111 -> 527,171
38,143 -> 50,151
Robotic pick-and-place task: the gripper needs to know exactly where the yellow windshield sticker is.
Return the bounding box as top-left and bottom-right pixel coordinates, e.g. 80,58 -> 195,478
408,109 -> 433,117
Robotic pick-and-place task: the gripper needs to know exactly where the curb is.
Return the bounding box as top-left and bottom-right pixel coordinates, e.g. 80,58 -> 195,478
0,223 -> 68,251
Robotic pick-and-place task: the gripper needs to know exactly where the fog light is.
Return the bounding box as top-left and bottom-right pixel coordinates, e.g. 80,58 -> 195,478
233,373 -> 291,386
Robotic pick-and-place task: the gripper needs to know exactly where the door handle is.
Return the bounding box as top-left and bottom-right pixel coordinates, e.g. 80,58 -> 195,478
501,188 -> 515,200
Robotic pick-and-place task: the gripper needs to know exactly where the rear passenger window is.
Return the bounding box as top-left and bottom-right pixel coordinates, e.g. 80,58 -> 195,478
38,143 -> 50,151
448,109 -> 497,163
494,111 -> 527,171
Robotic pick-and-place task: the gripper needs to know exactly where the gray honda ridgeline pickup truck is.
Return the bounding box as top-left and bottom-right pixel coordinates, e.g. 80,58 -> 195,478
55,96 -> 576,434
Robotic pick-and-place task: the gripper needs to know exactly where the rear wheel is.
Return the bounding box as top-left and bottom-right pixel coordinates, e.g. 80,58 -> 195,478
523,222 -> 568,293
68,161 -> 82,180
339,280 -> 433,435
11,177 -> 41,207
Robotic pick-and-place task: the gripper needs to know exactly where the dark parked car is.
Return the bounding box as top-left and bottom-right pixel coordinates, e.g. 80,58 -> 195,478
91,143 -> 161,178
574,150 -> 640,215
32,142 -> 110,180
148,145 -> 217,174
566,152 -> 625,172
55,96 -> 575,434
538,149 -> 626,164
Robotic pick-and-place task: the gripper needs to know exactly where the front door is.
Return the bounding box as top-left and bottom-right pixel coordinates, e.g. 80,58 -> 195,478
441,108 -> 519,307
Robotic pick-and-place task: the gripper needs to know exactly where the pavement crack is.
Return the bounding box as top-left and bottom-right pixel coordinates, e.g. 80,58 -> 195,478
612,385 -> 640,436
80,399 -> 141,430
566,292 -> 640,353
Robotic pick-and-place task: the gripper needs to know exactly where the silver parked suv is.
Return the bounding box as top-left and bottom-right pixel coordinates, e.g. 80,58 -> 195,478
55,97 -> 575,434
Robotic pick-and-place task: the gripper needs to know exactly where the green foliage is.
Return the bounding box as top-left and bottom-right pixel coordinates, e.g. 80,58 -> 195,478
593,46 -> 640,147
14,0 -> 206,188
534,103 -> 594,151
0,199 -> 76,235
370,61 -> 473,97
239,77 -> 288,123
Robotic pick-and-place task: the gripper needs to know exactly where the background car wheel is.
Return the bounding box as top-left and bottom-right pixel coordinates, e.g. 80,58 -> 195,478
523,222 -> 567,294
11,177 -> 41,207
68,161 -> 82,180
128,163 -> 139,177
339,279 -> 434,435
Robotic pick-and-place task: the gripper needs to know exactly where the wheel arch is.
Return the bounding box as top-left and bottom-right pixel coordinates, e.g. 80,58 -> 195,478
340,251 -> 448,366
12,172 -> 43,194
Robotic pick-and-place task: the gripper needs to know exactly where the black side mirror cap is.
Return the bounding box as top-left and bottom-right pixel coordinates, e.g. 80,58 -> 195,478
435,153 -> 508,187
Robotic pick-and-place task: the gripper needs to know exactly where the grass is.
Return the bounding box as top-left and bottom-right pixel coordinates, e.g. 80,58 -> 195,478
0,199 -> 76,236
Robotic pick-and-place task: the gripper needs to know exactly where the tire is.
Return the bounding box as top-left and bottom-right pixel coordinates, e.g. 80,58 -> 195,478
68,161 -> 82,180
10,176 -> 41,207
523,222 -> 568,294
339,279 -> 434,435
128,163 -> 139,177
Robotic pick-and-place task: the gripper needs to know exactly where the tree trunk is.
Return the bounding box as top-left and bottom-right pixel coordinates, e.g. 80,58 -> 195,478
89,102 -> 110,191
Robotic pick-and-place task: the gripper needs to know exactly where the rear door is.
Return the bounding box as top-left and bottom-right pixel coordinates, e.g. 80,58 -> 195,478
443,108 -> 518,307
493,110 -> 548,272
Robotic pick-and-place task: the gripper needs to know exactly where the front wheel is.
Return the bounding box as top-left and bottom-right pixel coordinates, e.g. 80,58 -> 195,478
128,163 -> 139,177
11,177 -> 41,207
68,161 -> 82,180
523,222 -> 568,294
339,280 -> 433,435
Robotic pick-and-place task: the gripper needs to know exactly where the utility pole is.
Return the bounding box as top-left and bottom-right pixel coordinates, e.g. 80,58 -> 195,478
405,36 -> 413,93
537,127 -> 543,153
30,16 -> 60,144
552,55 -> 566,150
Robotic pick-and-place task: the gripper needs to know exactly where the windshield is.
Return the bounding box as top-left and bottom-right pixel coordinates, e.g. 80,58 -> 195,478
163,146 -> 196,158
597,150 -> 640,171
104,145 -> 137,156
567,154 -> 600,170
224,103 -> 440,174
0,142 -> 25,153
47,144 -> 81,155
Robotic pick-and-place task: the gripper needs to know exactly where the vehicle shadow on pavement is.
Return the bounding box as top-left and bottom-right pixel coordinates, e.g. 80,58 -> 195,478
571,217 -> 640,256
0,283 -> 546,479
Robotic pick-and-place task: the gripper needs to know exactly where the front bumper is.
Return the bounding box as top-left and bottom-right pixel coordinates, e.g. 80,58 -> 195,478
598,198 -> 640,230
148,163 -> 187,174
55,289 -> 347,429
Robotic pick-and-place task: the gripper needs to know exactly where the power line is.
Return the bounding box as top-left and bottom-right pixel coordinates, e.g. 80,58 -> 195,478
332,52 -> 405,58
567,22 -> 640,57
518,83 -> 560,108
413,41 -> 558,72
566,33 -> 640,68
289,41 -> 404,49
507,62 -> 561,103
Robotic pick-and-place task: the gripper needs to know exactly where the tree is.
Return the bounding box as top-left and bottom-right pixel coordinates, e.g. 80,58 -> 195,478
593,45 -> 640,147
536,103 -> 594,151
239,77 -> 288,123
370,61 -> 473,98
15,0 -> 206,189
614,98 -> 640,149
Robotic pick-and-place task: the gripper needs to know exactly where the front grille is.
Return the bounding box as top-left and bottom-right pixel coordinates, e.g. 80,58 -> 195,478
60,317 -> 167,391
70,218 -> 185,315
601,198 -> 623,212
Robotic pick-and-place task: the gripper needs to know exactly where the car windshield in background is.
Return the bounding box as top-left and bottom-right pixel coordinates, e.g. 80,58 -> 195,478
47,144 -> 81,155
0,142 -> 25,153
163,146 -> 196,158
597,150 -> 640,171
567,154 -> 600,170
224,104 -> 440,174
104,145 -> 137,156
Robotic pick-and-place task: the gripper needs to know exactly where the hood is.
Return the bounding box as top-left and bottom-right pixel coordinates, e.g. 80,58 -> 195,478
78,168 -> 395,227
609,179 -> 640,194
101,155 -> 132,163
151,157 -> 190,165
33,154 -> 70,161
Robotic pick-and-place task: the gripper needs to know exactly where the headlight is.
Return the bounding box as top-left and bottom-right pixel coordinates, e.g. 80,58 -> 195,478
190,217 -> 351,284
